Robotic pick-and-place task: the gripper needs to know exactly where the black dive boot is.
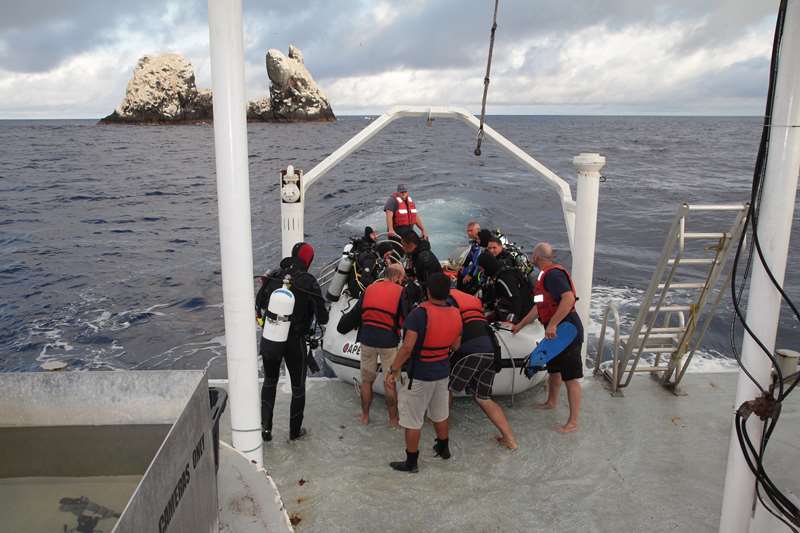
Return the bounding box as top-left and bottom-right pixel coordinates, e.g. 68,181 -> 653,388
433,438 -> 451,459
289,428 -> 307,441
390,450 -> 419,473
261,428 -> 272,442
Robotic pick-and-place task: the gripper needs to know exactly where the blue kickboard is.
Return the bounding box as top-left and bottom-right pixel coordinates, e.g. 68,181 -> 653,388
526,322 -> 578,371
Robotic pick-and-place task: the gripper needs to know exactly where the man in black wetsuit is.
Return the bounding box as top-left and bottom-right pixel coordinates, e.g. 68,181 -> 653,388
478,252 -> 532,324
486,236 -> 515,269
401,231 -> 442,288
353,226 -> 377,254
256,242 -> 329,442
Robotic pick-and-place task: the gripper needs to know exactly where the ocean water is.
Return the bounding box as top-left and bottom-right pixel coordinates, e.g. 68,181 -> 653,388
1,116 -> 798,377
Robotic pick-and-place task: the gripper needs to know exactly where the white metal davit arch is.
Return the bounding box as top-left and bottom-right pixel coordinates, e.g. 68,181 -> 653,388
278,106 -> 606,353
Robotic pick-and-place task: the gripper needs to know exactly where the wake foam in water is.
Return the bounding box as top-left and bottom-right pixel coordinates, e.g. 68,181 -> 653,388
341,197 -> 477,258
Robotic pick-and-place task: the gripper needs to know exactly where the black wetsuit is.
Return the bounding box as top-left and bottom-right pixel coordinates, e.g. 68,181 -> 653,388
409,240 -> 442,287
495,249 -> 515,269
256,257 -> 329,438
479,253 -> 532,323
487,267 -> 532,323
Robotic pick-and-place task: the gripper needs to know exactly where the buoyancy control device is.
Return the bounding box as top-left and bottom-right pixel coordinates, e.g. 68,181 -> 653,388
326,243 -> 354,302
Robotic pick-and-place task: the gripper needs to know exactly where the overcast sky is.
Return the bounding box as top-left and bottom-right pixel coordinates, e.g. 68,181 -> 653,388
0,0 -> 780,118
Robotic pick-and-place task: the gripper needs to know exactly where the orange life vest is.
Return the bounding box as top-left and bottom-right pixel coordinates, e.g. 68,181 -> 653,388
534,264 -> 576,326
392,193 -> 417,227
417,301 -> 462,363
362,280 -> 403,334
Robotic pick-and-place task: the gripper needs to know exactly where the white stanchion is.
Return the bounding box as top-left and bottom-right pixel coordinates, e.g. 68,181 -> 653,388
207,0 -> 263,466
719,1 -> 800,530
280,165 -> 305,258
572,153 -> 606,360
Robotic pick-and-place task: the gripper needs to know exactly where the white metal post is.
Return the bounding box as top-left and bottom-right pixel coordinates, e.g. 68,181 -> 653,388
208,0 -> 263,466
571,153 -> 606,360
719,1 -> 800,530
280,165 -> 305,258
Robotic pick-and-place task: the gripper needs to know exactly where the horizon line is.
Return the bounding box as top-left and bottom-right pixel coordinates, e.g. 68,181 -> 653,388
0,112 -> 765,121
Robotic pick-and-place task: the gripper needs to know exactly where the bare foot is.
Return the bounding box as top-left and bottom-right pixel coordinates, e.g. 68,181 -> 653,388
359,413 -> 369,425
496,436 -> 519,450
556,422 -> 578,433
534,402 -> 557,410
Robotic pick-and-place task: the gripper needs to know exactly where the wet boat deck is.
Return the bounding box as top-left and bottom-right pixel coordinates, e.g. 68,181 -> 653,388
217,373 -> 799,532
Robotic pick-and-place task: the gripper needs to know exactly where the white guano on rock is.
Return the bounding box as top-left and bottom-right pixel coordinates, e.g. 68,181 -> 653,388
265,45 -> 335,122
101,53 -> 212,123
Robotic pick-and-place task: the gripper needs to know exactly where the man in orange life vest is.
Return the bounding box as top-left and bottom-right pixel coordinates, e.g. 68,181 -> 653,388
384,184 -> 428,239
336,264 -> 406,427
448,287 -> 518,449
512,242 -> 583,433
385,272 -> 462,472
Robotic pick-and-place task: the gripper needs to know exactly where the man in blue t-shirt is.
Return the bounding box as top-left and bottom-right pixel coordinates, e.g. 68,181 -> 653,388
385,273 -> 462,472
512,242 -> 583,434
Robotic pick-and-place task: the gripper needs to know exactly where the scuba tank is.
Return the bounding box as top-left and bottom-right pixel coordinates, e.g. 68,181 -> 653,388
494,229 -> 532,274
262,276 -> 295,345
326,243 -> 354,302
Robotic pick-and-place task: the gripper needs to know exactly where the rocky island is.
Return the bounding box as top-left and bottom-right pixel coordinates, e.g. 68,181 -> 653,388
100,45 -> 335,124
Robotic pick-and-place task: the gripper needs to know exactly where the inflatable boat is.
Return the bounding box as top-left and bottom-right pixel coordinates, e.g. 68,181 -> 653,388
318,235 -> 546,396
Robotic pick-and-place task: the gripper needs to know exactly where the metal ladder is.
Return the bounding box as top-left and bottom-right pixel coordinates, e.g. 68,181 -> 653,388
594,202 -> 749,396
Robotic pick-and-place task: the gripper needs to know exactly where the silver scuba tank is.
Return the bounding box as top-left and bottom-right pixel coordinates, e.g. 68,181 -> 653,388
262,276 -> 295,343
326,243 -> 354,302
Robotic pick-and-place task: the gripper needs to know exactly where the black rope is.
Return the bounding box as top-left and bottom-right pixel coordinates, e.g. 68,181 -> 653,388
474,0 -> 499,156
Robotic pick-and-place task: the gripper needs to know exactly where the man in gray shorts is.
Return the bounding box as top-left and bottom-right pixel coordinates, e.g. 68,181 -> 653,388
385,273 -> 462,473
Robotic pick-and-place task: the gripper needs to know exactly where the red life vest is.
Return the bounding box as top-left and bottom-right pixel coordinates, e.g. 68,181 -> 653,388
449,288 -> 486,324
449,288 -> 488,343
362,280 -> 403,333
417,301 -> 462,363
392,193 -> 417,227
534,264 -> 576,326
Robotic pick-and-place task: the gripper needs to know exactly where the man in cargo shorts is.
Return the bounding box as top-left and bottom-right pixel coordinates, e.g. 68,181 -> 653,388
337,264 -> 406,427
385,273 -> 462,472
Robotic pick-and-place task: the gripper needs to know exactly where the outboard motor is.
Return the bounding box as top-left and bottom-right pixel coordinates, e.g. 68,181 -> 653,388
326,243 -> 354,302
262,276 -> 295,348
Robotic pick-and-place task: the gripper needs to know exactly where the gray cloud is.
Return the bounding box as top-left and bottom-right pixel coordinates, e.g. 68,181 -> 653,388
0,0 -> 783,117
0,0 -> 199,72
2,0 -> 778,74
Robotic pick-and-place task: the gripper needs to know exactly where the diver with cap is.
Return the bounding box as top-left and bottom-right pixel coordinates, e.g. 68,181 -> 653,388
255,242 -> 329,442
384,183 -> 427,239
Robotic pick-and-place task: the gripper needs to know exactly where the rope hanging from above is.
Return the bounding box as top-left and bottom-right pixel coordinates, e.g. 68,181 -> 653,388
474,0 -> 499,157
